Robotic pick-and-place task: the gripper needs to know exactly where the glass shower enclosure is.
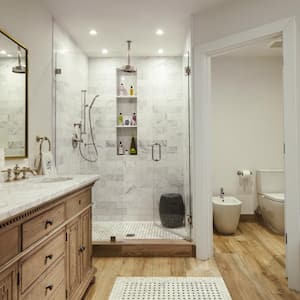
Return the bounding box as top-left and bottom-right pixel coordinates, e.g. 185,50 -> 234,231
53,23 -> 192,242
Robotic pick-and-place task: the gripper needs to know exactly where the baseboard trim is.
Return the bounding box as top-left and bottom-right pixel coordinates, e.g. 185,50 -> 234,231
92,239 -> 196,257
240,214 -> 257,222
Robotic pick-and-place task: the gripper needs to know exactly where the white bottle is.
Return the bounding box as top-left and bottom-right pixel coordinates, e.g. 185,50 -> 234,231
119,83 -> 128,96
118,142 -> 124,155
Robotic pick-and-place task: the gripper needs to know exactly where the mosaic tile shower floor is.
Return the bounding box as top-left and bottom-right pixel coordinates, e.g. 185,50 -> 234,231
92,221 -> 188,241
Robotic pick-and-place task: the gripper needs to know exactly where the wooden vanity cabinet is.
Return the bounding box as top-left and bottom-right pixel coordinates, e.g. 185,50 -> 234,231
0,264 -> 18,300
0,185 -> 95,300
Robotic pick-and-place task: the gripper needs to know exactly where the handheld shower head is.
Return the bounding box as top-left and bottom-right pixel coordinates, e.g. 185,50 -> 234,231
89,95 -> 99,109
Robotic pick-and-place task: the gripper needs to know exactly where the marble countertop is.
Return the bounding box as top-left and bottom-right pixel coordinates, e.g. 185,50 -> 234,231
0,174 -> 100,222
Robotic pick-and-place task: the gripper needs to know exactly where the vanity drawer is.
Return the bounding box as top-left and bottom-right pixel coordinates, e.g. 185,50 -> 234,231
66,189 -> 91,219
0,226 -> 19,266
22,257 -> 65,300
22,204 -> 65,249
20,231 -> 65,292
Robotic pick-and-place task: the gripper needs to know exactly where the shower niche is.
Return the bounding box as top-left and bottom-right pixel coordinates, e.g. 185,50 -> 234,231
116,69 -> 138,155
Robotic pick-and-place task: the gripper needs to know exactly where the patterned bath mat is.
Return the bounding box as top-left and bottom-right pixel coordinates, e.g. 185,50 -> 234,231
109,277 -> 232,300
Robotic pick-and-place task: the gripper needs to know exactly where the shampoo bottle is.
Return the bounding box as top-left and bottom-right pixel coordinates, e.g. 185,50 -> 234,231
130,85 -> 134,96
118,113 -> 123,125
119,141 -> 124,155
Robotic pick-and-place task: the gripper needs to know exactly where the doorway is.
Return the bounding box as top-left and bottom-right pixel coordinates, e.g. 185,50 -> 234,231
192,18 -> 300,290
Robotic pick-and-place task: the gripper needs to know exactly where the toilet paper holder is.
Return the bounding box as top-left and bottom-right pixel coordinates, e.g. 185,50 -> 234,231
237,170 -> 253,176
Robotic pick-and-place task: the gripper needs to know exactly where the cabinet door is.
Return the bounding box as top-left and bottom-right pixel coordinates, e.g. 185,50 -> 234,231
81,208 -> 92,279
0,264 -> 17,300
66,217 -> 81,298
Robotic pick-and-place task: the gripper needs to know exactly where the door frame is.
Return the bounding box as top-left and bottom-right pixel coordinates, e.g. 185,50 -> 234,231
192,17 -> 300,290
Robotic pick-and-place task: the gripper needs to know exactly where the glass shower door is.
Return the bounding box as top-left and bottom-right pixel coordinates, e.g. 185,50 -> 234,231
152,54 -> 192,241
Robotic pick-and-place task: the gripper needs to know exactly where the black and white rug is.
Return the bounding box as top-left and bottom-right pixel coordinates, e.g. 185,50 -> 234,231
109,277 -> 232,300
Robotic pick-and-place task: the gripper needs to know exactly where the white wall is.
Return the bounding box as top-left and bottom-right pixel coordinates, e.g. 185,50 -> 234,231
212,56 -> 284,214
0,0 -> 53,162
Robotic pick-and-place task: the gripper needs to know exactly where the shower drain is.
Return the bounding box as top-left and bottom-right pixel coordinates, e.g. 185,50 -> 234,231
109,277 -> 232,300
126,233 -> 135,237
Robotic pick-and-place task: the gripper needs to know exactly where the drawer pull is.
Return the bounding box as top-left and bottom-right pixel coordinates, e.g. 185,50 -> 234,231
79,199 -> 82,205
45,220 -> 53,229
79,245 -> 86,252
45,254 -> 53,264
45,284 -> 53,292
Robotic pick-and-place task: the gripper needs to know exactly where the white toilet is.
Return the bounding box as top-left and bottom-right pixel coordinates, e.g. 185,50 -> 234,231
256,169 -> 285,235
213,196 -> 242,235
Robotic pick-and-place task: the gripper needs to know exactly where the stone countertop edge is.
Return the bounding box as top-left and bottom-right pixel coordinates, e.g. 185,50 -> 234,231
0,174 -> 100,223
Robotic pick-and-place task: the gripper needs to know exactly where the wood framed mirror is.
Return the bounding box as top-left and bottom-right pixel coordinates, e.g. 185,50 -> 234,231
0,29 -> 28,159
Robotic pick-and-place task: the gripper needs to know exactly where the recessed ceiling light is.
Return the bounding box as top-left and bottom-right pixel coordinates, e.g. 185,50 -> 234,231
158,48 -> 164,54
0,50 -> 7,55
89,29 -> 97,36
7,54 -> 12,57
156,29 -> 164,36
102,48 -> 108,55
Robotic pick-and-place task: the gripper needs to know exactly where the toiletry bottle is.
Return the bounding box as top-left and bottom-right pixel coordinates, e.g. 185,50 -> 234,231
119,83 -> 128,96
125,149 -> 129,155
129,137 -> 137,155
132,112 -> 137,125
118,113 -> 123,125
130,85 -> 134,96
119,141 -> 124,155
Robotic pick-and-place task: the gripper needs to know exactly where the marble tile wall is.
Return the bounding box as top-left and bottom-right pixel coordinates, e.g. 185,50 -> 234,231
86,57 -> 190,221
0,58 -> 26,157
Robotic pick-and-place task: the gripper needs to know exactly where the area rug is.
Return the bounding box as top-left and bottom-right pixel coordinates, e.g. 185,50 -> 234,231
109,277 -> 232,300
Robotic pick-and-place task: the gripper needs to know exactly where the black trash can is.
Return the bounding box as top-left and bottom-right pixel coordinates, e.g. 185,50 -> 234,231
159,193 -> 185,228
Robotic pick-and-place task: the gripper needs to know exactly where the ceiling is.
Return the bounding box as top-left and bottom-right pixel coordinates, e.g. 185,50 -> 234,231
43,0 -> 229,57
221,36 -> 283,58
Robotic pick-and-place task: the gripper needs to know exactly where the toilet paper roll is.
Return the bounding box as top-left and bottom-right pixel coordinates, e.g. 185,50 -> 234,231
238,170 -> 252,178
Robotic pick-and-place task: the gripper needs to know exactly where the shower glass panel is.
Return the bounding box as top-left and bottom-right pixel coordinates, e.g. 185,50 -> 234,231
152,53 -> 192,240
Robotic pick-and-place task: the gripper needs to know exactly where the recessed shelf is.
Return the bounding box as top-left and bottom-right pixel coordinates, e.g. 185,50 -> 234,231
116,95 -> 137,99
116,125 -> 138,128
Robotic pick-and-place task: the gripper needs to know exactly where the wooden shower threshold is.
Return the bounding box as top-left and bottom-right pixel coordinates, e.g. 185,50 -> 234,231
93,239 -> 196,257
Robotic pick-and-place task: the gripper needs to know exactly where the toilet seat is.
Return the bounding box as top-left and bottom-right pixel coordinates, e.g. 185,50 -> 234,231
262,193 -> 284,203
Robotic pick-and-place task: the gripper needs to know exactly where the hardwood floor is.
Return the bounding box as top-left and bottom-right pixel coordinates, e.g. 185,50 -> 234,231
215,222 -> 300,300
85,222 -> 300,300
84,257 -> 220,299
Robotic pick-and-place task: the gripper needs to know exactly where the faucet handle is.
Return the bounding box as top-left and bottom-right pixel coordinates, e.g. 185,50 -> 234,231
21,167 -> 37,179
1,168 -> 13,181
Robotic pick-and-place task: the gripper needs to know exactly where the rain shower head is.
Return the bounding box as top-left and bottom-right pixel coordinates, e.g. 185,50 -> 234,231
12,46 -> 26,74
120,40 -> 136,73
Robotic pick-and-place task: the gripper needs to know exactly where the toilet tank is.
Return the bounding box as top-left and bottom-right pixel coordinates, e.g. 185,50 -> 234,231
256,169 -> 284,194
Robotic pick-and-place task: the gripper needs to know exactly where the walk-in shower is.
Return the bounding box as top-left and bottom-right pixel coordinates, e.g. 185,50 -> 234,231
53,22 -> 192,243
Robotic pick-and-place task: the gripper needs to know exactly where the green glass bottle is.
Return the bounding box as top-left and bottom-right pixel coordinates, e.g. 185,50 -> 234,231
129,137 -> 137,155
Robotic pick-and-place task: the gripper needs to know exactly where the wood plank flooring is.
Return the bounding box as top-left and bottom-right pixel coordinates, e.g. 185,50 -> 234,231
215,222 -> 300,300
85,222 -> 300,300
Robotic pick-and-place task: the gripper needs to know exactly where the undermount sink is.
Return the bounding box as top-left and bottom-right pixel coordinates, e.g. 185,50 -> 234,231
31,176 -> 73,183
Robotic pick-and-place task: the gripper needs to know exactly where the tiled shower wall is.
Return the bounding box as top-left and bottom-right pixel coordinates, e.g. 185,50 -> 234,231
87,57 -> 189,221
53,23 -> 88,174
54,41 -> 190,221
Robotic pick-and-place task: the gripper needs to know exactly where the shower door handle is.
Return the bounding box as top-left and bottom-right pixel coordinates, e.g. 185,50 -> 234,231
152,143 -> 161,162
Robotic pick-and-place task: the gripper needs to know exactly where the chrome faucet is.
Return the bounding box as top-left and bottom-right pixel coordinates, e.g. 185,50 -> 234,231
1,164 -> 37,181
220,187 -> 225,201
